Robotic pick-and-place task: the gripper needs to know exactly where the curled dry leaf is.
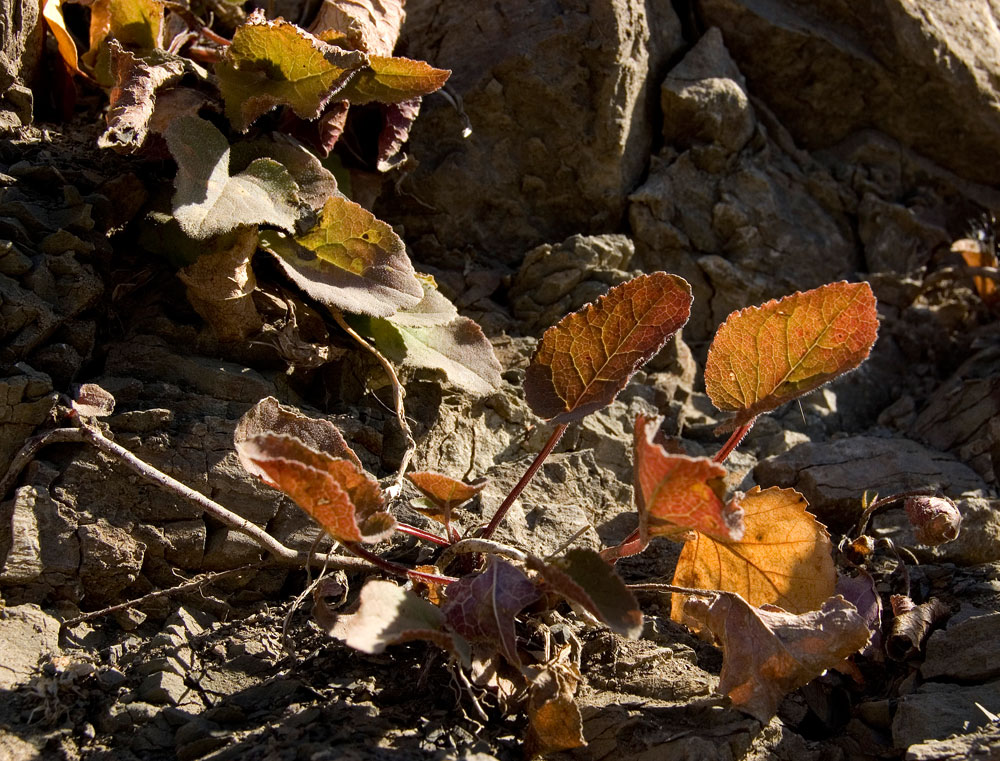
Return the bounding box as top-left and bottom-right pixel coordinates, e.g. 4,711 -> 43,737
442,558 -> 540,668
164,116 -> 302,239
524,272 -> 692,424
904,495 -> 962,546
259,195 -> 423,318
684,592 -> 870,721
524,646 -> 585,756
886,595 -> 952,661
634,413 -> 744,542
309,0 -> 405,56
527,549 -> 642,639
705,281 -> 878,430
671,486 -> 835,621
332,579 -> 468,663
217,11 -> 368,131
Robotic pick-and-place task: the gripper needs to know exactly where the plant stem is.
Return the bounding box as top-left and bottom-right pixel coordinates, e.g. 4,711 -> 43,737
713,418 -> 756,463
626,582 -> 717,597
599,528 -> 648,563
344,542 -> 456,585
479,423 -> 568,540
395,522 -> 451,547
854,489 -> 935,539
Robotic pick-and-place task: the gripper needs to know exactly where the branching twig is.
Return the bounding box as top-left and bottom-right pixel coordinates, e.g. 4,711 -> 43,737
329,308 -> 415,499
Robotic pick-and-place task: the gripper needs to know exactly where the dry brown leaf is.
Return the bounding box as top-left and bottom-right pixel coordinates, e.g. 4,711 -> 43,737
684,592 -> 870,721
524,646 -> 585,756
309,0 -> 405,56
671,486 -> 835,621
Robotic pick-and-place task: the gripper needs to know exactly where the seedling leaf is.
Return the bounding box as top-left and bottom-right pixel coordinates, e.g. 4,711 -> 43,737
164,116 -> 301,239
332,579 -> 465,660
258,195 -> 423,317
683,592 -> 870,721
217,11 -> 368,131
528,549 -> 642,638
671,486 -> 835,620
407,471 -> 487,526
704,281 -> 878,429
442,558 -> 540,668
339,56 -> 450,105
634,414 -> 744,542
524,272 -> 692,424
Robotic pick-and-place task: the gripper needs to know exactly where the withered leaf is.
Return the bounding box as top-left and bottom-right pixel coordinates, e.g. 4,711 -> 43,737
259,195 -> 422,318
524,272 -> 692,424
217,11 -> 368,131
528,549 -> 642,638
377,97 -> 421,171
42,0 -> 82,77
524,647 -> 585,756
886,595 -> 951,661
309,0 -> 405,56
836,570 -> 883,656
634,413 -> 744,542
684,592 -> 870,721
442,558 -> 540,668
671,486 -> 835,621
705,281 -> 878,430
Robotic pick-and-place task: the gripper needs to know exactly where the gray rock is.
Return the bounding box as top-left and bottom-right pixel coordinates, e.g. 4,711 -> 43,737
0,365 -> 56,472
921,612 -> 1000,682
892,678 -> 1000,749
697,0 -> 1000,186
137,670 -> 191,706
753,435 -> 990,531
905,724 -> 1000,760
0,604 -> 61,690
872,497 -> 1000,566
161,520 -> 207,569
388,0 -> 684,264
201,527 -> 264,571
857,192 -> 950,274
78,519 -> 146,606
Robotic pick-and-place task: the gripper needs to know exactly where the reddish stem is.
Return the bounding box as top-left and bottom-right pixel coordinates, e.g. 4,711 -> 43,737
713,418 -> 756,463
479,423 -> 568,540
395,522 -> 451,547
600,527 -> 648,564
344,542 -> 456,585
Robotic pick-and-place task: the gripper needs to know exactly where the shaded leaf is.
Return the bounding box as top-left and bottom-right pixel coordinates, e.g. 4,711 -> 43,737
705,281 -> 878,430
88,0 -> 165,56
528,549 -> 642,638
886,595 -> 951,661
309,0 -> 405,56
230,135 -> 339,212
164,116 -> 301,239
236,431 -> 392,545
525,646 -> 585,756
442,558 -> 540,668
952,237 -> 999,306
42,0 -> 83,77
524,272 -> 692,424
217,10 -> 367,131
836,570 -> 883,656
259,195 -> 422,317
683,592 -> 870,721
407,471 -> 487,526
234,396 -> 361,471
377,98 -> 421,171
340,56 -> 450,105
671,486 -> 835,621
98,43 -> 205,152
332,579 -> 466,661
634,413 -> 744,542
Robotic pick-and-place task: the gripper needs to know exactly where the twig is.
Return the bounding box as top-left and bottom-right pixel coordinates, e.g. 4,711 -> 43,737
436,538 -> 528,570
329,309 -> 415,499
626,582 -> 717,597
0,427 -> 85,499
61,564 -> 260,628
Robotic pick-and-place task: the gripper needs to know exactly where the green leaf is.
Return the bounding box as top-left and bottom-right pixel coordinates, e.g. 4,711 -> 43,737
164,116 -> 302,239
217,10 -> 368,131
230,134 -> 339,212
258,195 -> 423,317
339,55 -> 450,105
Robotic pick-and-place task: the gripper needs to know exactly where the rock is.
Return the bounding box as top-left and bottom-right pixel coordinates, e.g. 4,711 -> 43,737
0,365 -> 56,472
161,520 -> 207,569
0,604 -> 61,690
387,0 -> 684,264
905,725 -> 1000,761
753,436 -> 990,531
0,0 -> 43,131
510,234 -> 635,336
138,670 -> 191,706
921,611 -> 1000,682
892,679 -> 1000,749
200,527 -> 264,571
77,519 -> 146,606
857,192 -> 950,274
629,29 -> 858,342
872,497 -> 1000,566
910,345 -> 1000,486
696,0 -> 1000,185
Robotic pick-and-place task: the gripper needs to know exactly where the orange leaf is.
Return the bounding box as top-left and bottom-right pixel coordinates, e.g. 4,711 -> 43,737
952,237 -> 999,306
407,471 -> 487,526
670,486 -> 835,621
524,273 -> 692,424
704,281 -> 878,430
238,433 -> 393,544
634,414 -> 744,542
42,0 -> 83,77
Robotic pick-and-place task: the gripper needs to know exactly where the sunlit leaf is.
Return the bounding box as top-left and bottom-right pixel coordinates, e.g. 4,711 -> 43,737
230,135 -> 339,212
704,281 -> 878,430
634,413 -> 744,542
528,549 -> 642,638
164,116 -> 302,239
236,432 -> 393,544
952,237 -> 999,306
524,647 -> 585,755
217,10 -> 367,131
259,195 -> 422,317
442,558 -> 540,668
524,272 -> 692,424
88,0 -> 165,55
407,471 -> 487,526
683,592 -> 870,721
671,486 -> 835,621
339,56 -> 450,105
42,0 -> 82,77
332,579 -> 468,662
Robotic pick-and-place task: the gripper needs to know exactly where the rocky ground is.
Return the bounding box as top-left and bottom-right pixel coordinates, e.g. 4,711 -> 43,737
2,0 -> 1000,759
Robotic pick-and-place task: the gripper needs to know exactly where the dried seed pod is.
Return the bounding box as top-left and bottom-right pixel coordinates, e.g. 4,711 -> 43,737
904,496 -> 961,545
